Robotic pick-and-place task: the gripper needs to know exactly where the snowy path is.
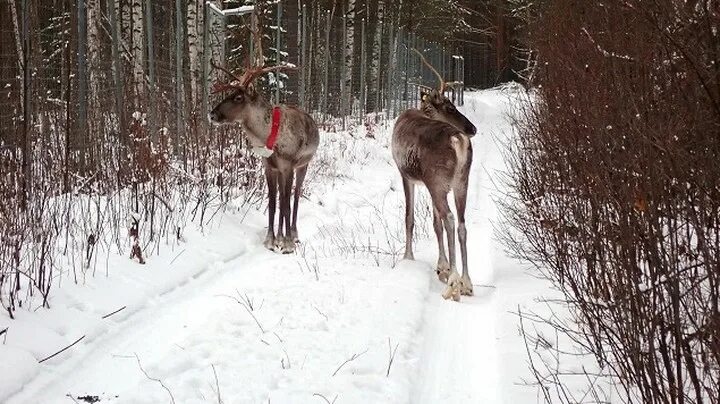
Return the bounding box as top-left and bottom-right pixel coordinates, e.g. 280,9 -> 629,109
3,88 -> 548,403
6,130 -> 431,403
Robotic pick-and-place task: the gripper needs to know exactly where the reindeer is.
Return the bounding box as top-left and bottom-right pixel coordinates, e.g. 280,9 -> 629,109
209,63 -> 319,254
392,49 -> 477,301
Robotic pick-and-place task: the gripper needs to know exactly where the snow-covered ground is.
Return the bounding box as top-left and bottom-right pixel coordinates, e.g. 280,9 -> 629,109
1,87 -> 551,403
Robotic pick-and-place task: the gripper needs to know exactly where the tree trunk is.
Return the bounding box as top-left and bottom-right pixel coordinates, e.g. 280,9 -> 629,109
7,0 -> 24,116
344,0 -> 355,103
87,0 -> 101,152
121,0 -> 131,39
369,0 -> 384,113
132,0 -> 144,106
495,0 -> 508,84
187,0 -> 200,107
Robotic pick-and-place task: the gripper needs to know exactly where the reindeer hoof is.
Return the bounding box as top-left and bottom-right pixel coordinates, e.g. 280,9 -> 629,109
436,266 -> 451,284
459,277 -> 474,296
441,271 -> 463,301
275,237 -> 296,254
290,229 -> 299,243
264,234 -> 276,251
441,284 -> 461,301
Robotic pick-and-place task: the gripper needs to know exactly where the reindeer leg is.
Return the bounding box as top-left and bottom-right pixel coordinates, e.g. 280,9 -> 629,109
431,190 -> 461,301
290,164 -> 308,243
402,177 -> 415,260
454,181 -> 472,296
275,169 -> 288,252
276,168 -> 295,254
264,165 -> 278,251
432,206 -> 450,283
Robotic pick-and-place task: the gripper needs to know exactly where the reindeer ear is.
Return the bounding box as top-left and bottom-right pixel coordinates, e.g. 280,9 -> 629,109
420,90 -> 429,102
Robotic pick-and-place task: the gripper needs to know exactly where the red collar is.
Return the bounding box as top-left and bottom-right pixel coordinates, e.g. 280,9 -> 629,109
266,107 -> 282,150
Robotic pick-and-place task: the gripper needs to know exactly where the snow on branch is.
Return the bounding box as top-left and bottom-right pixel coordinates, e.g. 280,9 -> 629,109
581,27 -> 635,61
206,3 -> 254,17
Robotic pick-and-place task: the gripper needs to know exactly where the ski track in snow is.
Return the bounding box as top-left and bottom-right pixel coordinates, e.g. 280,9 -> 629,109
2,88 -> 549,403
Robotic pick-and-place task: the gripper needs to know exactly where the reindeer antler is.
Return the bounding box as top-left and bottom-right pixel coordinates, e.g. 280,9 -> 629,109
239,64 -> 298,88
210,60 -> 244,94
211,60 -> 296,93
411,48 -> 446,94
210,7 -> 297,94
211,60 -> 243,84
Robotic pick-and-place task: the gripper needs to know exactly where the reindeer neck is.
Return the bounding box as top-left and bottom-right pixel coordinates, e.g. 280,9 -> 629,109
240,99 -> 274,147
420,104 -> 435,118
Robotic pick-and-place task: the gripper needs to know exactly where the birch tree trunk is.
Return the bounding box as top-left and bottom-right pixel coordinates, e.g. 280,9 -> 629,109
344,0 -> 355,102
187,0 -> 200,107
87,0 -> 100,109
131,0 -> 144,106
369,0 -> 384,112
7,0 -> 24,115
85,0 -> 102,162
122,0 -> 131,39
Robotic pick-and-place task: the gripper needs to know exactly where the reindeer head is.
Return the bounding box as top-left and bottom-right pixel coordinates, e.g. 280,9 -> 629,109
420,89 -> 476,136
412,48 -> 476,136
208,63 -> 294,125
209,84 -> 262,125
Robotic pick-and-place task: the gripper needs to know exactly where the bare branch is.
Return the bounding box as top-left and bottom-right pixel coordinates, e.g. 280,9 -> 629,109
39,335 -> 86,364
332,349 -> 368,377
133,353 -> 176,404
312,393 -> 338,404
211,364 -> 223,404
386,338 -> 399,377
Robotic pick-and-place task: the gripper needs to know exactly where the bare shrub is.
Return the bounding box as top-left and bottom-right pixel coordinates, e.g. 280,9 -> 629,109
502,1 -> 720,402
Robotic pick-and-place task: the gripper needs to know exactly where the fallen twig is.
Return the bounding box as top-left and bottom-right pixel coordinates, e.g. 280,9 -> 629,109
211,364 -> 223,404
64,393 -> 81,404
312,393 -> 338,404
312,305 -> 329,321
133,353 -> 176,404
332,349 -> 368,376
102,306 -> 127,319
386,338 -> 399,377
217,293 -> 265,333
169,249 -> 186,265
281,346 -> 291,369
39,335 -> 86,363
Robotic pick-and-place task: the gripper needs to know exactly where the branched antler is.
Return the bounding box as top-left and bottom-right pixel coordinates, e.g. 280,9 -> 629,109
411,48 -> 446,93
210,60 -> 243,94
238,64 -> 297,88
211,60 -> 243,83
211,8 -> 297,94
211,60 -> 297,93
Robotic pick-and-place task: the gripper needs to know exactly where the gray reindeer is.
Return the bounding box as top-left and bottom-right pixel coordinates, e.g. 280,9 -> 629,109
392,49 -> 477,301
209,64 -> 319,254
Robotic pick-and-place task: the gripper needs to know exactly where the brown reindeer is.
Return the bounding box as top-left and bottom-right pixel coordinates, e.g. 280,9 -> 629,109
209,64 -> 319,254
392,49 -> 477,301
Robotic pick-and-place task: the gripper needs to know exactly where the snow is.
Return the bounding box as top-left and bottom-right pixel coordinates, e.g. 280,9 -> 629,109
1,87 -> 553,403
207,3 -> 255,17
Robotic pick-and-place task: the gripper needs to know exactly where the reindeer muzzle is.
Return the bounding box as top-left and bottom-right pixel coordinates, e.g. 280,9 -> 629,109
465,122 -> 477,137
209,110 -> 224,124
